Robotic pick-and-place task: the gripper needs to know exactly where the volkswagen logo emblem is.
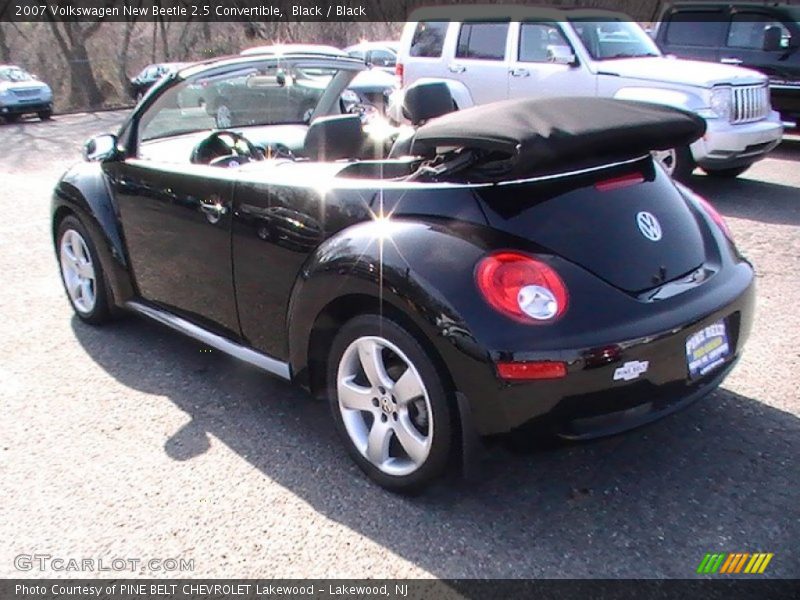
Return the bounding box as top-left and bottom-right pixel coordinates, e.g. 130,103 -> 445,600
636,211 -> 662,242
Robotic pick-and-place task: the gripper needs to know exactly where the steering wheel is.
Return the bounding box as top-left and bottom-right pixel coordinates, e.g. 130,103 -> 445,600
190,130 -> 263,166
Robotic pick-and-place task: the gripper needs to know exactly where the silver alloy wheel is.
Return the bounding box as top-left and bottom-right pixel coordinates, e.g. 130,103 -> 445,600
216,105 -> 232,128
652,148 -> 677,176
59,229 -> 97,314
336,336 -> 433,477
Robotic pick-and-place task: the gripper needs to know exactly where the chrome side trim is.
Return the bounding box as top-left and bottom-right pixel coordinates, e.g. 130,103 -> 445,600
496,155 -> 649,186
125,301 -> 291,381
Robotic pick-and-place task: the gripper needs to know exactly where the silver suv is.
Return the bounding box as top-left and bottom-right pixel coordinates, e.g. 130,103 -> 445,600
391,6 -> 783,181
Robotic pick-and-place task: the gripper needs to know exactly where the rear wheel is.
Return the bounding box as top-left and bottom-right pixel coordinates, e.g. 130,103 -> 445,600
56,215 -> 113,325
327,314 -> 453,492
652,146 -> 695,183
215,102 -> 233,128
702,165 -> 751,179
4,114 -> 20,123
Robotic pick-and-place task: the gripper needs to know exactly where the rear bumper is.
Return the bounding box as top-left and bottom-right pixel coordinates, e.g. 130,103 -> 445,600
455,268 -> 755,438
691,113 -> 783,169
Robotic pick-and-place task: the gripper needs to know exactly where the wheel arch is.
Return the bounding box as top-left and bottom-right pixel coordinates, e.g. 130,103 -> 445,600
51,163 -> 136,308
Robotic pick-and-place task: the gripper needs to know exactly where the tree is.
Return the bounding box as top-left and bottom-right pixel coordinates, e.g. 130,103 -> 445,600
45,3 -> 112,108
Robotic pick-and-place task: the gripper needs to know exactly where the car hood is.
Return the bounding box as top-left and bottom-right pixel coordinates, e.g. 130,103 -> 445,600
598,56 -> 766,88
0,79 -> 51,93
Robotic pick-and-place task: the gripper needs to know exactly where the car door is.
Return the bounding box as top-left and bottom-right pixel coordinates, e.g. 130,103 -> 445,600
722,11 -> 794,78
448,21 -> 511,104
658,8 -> 727,63
508,21 -> 594,100
108,84 -> 240,335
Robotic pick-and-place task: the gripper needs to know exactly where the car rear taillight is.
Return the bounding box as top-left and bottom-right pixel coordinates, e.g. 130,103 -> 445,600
696,194 -> 732,240
496,361 -> 567,381
395,63 -> 404,87
475,252 -> 568,323
594,172 -> 644,192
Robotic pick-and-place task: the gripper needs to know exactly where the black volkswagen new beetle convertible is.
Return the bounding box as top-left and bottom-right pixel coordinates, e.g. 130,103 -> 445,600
52,54 -> 754,491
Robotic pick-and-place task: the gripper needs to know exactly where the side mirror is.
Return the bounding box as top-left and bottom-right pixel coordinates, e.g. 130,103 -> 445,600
763,26 -> 783,52
84,133 -> 119,162
547,45 -> 577,66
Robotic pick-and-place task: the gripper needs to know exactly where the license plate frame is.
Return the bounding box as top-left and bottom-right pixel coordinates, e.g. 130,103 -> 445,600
685,319 -> 731,379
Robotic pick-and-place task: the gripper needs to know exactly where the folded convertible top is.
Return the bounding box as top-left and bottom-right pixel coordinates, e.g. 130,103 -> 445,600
410,97 -> 706,181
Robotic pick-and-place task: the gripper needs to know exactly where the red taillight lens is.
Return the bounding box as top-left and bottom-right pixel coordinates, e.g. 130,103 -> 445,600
395,63 -> 404,87
497,361 -> 567,381
696,194 -> 732,240
594,172 -> 644,192
475,252 -> 568,323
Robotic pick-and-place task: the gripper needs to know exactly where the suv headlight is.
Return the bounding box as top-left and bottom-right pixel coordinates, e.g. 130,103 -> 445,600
701,86 -> 732,121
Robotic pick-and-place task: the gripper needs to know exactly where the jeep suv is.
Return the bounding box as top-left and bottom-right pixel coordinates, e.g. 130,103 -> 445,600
391,6 -> 784,181
654,2 -> 800,129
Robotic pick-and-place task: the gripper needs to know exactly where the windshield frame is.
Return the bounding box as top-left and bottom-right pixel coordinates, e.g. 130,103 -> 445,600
567,18 -> 663,61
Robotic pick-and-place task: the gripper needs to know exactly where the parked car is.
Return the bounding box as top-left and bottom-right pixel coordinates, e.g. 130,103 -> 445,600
52,54 -> 754,491
344,41 -> 399,73
654,2 -> 800,128
391,6 -> 783,181
129,63 -> 186,102
0,65 -> 53,122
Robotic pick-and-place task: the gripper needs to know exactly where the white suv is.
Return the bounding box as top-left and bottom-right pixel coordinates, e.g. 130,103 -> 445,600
391,6 -> 783,181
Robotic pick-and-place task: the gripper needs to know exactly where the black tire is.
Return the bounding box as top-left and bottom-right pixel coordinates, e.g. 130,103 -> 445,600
702,165 -> 751,179
4,114 -> 20,123
327,314 -> 454,493
38,110 -> 52,121
56,215 -> 114,325
655,145 -> 695,183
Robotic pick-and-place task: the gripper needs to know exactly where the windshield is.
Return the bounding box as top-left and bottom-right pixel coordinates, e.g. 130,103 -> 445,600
0,67 -> 34,83
569,19 -> 661,60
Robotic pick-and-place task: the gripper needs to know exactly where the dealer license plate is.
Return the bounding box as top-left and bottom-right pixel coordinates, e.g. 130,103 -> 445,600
685,320 -> 731,379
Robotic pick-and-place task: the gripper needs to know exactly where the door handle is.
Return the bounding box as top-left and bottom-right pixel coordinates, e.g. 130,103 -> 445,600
510,68 -> 530,77
448,64 -> 466,74
199,199 -> 228,223
721,57 -> 743,65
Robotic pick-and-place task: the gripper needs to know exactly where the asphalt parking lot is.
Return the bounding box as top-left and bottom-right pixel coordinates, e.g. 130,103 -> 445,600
0,111 -> 798,579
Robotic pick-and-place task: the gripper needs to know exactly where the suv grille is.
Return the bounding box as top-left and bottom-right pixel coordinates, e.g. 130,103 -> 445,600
731,85 -> 769,124
11,88 -> 40,99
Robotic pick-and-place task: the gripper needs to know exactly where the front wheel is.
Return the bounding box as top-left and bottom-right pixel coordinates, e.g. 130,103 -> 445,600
327,314 -> 454,493
215,102 -> 233,128
38,110 -> 52,121
702,165 -> 751,179
652,146 -> 695,183
56,215 -> 113,325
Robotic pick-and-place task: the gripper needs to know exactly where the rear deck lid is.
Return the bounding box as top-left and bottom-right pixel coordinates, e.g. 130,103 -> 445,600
476,158 -> 705,293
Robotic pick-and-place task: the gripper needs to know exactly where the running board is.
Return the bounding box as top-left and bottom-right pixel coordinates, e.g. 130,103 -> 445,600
125,301 -> 291,381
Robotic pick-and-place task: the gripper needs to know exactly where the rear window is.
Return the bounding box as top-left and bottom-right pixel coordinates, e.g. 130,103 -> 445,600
665,11 -> 726,47
727,13 -> 792,49
456,22 -> 509,60
409,21 -> 448,57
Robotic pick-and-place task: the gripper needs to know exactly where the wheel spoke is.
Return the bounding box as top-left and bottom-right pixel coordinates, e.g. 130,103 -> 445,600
80,280 -> 93,303
357,340 -> 393,390
338,376 -> 375,412
393,367 -> 424,405
393,415 -> 429,465
366,419 -> 392,466
76,261 -> 94,280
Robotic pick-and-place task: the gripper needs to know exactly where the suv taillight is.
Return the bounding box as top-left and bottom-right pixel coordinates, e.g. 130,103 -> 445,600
395,63 -> 404,87
475,252 -> 568,323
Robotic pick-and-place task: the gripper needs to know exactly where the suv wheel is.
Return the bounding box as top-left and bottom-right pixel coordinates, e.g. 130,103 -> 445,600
328,314 -> 453,492
215,103 -> 233,128
56,215 -> 113,325
652,146 -> 694,183
38,110 -> 52,121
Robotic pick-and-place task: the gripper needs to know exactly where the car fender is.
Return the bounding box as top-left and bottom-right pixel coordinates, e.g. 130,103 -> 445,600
286,217 -> 508,435
51,161 -> 135,307
613,86 -> 706,114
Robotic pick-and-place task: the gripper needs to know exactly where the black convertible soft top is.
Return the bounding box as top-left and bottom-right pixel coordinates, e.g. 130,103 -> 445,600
410,97 -> 706,181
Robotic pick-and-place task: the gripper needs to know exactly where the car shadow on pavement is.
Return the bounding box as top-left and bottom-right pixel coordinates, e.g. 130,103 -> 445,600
70,315 -> 800,578
688,174 -> 800,228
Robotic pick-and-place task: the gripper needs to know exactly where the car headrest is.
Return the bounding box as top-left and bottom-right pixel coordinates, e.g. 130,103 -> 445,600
403,81 -> 455,125
303,114 -> 363,161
